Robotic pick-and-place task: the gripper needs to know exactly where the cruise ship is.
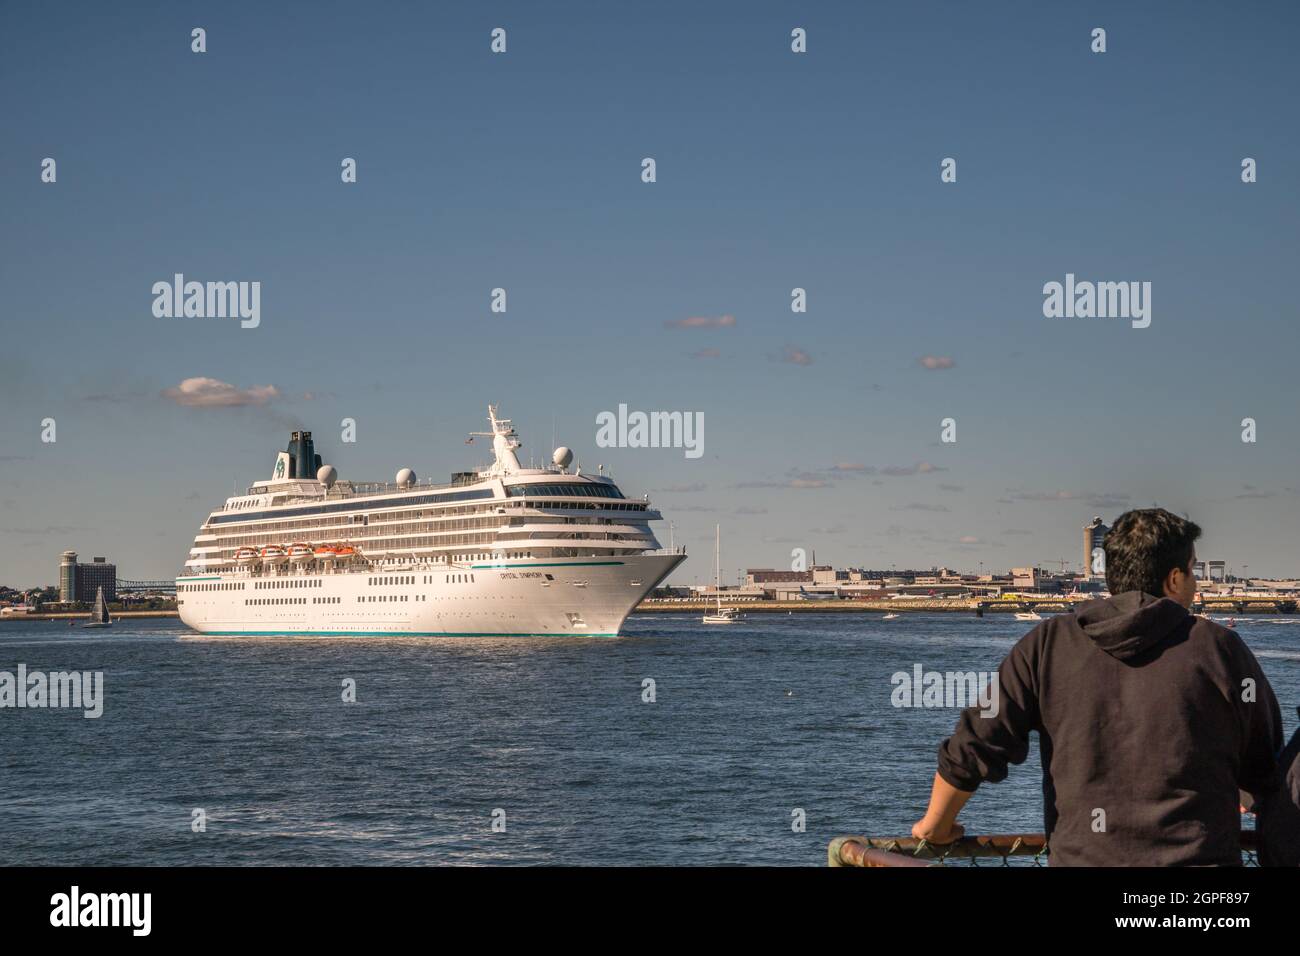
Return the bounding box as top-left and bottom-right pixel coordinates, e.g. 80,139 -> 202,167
176,407 -> 686,636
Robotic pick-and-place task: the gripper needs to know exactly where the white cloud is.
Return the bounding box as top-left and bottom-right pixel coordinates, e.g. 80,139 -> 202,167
778,344 -> 813,366
162,377 -> 281,407
918,355 -> 956,370
666,314 -> 736,329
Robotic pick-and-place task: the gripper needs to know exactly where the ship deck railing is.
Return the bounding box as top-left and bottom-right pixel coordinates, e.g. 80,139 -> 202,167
827,830 -> 1259,867
178,562 -> 454,579
239,477 -> 484,500
175,546 -> 685,580
327,476 -> 487,495
243,465 -> 610,499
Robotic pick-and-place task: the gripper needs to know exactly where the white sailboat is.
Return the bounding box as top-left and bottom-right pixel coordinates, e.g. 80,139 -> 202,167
702,525 -> 742,625
81,586 -> 112,629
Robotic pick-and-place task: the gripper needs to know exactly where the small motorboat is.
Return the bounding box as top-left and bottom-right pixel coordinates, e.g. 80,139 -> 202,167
882,613 -> 900,620
1015,611 -> 1043,622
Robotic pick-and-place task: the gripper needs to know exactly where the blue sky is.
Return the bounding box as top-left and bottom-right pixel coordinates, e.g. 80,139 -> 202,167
2,1 -> 1299,587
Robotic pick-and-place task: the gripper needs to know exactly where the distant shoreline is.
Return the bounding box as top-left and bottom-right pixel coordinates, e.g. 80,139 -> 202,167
637,599 -> 1293,615
0,610 -> 179,622
1,600 -> 1288,624
638,600 -> 1044,614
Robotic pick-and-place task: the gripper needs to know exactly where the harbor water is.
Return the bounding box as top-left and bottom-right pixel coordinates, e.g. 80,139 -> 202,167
2,614 -> 1297,865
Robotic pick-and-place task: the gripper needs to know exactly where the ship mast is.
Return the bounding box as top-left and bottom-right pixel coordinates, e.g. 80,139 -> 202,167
715,524 -> 722,612
469,404 -> 523,476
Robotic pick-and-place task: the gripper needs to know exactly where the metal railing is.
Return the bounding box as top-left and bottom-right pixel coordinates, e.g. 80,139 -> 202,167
828,831 -> 1259,867
117,580 -> 178,594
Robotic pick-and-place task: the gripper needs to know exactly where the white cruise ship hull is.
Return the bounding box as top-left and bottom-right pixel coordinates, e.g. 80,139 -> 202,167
178,552 -> 684,637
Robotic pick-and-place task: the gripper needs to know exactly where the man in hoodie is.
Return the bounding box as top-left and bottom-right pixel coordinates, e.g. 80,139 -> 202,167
911,508 -> 1282,865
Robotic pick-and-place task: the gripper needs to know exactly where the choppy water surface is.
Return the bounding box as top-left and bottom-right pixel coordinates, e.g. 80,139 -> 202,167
1,613 -> 1296,865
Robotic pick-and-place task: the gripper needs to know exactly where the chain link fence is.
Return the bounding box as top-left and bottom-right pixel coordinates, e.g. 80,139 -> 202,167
829,831 -> 1259,867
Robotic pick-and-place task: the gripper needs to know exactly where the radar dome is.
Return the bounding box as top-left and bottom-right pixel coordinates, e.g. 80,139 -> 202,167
316,464 -> 337,488
396,467 -> 416,488
552,446 -> 574,469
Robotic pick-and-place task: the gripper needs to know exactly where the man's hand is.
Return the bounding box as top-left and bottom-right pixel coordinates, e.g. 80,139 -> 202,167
911,772 -> 975,844
912,816 -> 965,844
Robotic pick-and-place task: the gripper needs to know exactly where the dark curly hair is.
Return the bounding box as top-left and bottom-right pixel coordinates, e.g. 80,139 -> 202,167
1103,508 -> 1201,597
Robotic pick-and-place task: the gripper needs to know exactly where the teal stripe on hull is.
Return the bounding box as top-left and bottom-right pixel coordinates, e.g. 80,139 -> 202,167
469,561 -> 625,569
198,630 -> 621,637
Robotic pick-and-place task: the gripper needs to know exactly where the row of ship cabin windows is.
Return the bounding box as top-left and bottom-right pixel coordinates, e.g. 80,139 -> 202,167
368,574 -> 477,585
506,484 -> 625,498
245,597 -> 340,605
208,499 -> 646,540
239,583 -> 479,604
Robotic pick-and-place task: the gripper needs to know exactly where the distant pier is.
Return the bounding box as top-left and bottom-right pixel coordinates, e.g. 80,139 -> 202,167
637,599 -> 1027,614
0,610 -> 179,623
635,597 -> 1298,615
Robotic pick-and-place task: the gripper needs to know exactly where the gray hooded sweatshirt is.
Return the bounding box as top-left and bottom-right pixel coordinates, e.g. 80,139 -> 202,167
937,592 -> 1281,866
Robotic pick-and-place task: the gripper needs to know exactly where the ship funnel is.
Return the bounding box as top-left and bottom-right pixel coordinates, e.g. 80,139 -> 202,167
286,430 -> 322,480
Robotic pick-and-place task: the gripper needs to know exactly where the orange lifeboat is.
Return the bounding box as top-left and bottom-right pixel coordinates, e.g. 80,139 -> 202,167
287,543 -> 314,561
235,547 -> 260,563
260,545 -> 287,564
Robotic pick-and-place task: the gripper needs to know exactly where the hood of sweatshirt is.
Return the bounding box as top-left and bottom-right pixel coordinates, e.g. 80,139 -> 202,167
1075,590 -> 1191,661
